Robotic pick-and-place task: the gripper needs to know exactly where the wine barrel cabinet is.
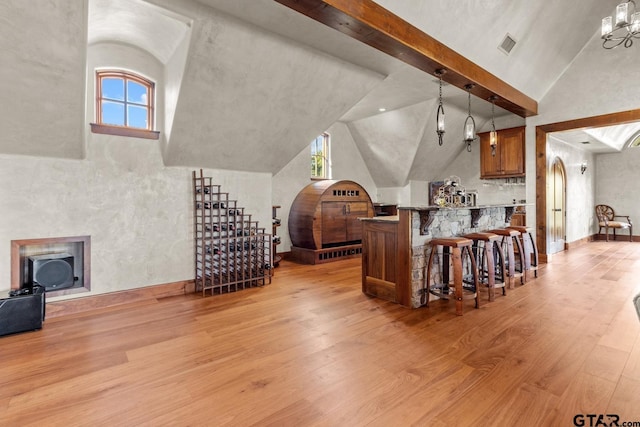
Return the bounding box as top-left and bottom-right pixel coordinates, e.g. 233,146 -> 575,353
289,180 -> 374,264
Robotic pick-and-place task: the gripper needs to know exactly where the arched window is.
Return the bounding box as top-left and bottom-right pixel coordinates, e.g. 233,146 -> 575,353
91,70 -> 159,139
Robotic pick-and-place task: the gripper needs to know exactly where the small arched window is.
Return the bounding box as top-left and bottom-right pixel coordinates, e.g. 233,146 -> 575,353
91,70 -> 159,139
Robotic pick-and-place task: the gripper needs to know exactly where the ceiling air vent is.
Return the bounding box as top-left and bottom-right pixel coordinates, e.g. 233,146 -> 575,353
498,33 -> 517,55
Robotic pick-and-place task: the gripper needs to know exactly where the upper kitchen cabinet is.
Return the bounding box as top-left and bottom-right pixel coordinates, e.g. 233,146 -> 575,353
479,126 -> 525,179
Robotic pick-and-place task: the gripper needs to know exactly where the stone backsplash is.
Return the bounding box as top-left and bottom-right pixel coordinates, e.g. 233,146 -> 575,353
408,207 -> 511,308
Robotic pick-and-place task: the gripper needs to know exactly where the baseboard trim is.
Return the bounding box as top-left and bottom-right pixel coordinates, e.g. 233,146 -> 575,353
566,235 -> 594,249
45,279 -> 195,319
593,233 -> 638,242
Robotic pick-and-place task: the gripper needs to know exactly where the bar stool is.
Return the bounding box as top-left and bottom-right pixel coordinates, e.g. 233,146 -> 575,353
487,228 -> 524,288
463,232 -> 507,301
423,237 -> 479,315
507,225 -> 539,279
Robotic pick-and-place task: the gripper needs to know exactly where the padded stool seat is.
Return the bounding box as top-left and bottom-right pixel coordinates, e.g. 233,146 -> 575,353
507,225 -> 539,279
423,237 -> 479,315
487,228 -> 524,288
463,232 -> 507,301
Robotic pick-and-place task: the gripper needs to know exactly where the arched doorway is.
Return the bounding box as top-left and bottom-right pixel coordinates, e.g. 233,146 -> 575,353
549,157 -> 566,254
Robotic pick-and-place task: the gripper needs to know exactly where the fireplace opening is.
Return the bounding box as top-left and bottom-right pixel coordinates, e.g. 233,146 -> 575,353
11,236 -> 90,297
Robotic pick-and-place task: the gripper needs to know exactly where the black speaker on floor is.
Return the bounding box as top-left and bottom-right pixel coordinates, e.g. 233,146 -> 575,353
0,286 -> 45,337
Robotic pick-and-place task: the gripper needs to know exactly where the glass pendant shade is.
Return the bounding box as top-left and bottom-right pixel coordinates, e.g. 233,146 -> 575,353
490,130 -> 497,155
632,12 -> 640,31
602,16 -> 613,36
437,109 -> 445,133
489,95 -> 498,157
463,84 -> 476,152
617,2 -> 629,26
464,120 -> 475,141
490,130 -> 497,147
435,69 -> 446,146
437,104 -> 445,146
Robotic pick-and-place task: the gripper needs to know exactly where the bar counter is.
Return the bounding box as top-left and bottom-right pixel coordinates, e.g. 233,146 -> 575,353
360,204 -> 528,308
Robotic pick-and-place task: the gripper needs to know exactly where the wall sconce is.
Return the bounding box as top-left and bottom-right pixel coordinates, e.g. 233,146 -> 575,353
581,162 -> 588,174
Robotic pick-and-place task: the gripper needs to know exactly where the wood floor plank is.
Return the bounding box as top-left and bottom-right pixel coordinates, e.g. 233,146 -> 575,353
622,333 -> 640,381
1,242 -> 640,425
540,372 -> 617,426
464,382 -> 558,427
607,375 -> 640,421
582,344 -> 629,383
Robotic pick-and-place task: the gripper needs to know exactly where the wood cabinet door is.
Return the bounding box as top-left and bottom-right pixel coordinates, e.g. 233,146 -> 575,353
362,221 -> 398,302
510,213 -> 526,226
321,202 -> 347,245
480,132 -> 502,178
499,127 -> 525,176
345,202 -> 369,242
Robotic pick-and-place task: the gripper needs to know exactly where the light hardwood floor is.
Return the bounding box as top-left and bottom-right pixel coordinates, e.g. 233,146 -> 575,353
1,241 -> 640,426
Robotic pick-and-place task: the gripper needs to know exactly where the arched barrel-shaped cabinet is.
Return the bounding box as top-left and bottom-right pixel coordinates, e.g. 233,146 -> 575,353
289,180 -> 374,264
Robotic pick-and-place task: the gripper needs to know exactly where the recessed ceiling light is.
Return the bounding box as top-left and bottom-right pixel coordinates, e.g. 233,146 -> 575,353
378,108 -> 386,112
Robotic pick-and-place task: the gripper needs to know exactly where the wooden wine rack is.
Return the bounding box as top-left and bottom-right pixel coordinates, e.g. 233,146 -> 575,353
192,170 -> 272,296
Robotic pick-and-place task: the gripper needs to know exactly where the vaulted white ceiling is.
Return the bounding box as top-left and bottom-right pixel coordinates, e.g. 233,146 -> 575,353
550,123 -> 640,153
88,0 -> 191,64
372,0 -> 619,101
0,0 -> 631,187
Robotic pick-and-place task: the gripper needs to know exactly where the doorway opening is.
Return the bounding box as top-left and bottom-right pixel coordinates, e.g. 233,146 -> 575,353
549,157 -> 566,255
535,108 -> 640,262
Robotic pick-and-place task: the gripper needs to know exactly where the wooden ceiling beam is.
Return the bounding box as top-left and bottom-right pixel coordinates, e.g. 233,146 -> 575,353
274,0 -> 538,117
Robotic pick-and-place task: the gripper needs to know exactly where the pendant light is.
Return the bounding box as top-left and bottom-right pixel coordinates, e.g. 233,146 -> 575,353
435,69 -> 446,146
489,95 -> 498,157
463,84 -> 476,152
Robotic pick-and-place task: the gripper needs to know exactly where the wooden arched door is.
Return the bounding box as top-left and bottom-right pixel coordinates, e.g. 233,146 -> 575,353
549,157 -> 566,254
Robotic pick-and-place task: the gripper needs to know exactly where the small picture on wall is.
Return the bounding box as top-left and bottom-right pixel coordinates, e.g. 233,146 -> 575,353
429,181 -> 444,205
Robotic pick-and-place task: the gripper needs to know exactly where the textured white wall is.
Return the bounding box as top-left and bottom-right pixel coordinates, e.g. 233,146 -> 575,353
0,38 -> 271,298
163,3 -> 383,174
0,0 -> 86,159
596,147 -> 640,237
0,141 -> 271,299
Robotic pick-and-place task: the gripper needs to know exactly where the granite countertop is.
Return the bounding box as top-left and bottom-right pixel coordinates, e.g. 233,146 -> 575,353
359,215 -> 399,222
397,203 -> 532,211
360,203 -> 532,223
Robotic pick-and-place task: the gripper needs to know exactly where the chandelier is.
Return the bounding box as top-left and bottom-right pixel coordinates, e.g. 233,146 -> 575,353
602,0 -> 640,49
